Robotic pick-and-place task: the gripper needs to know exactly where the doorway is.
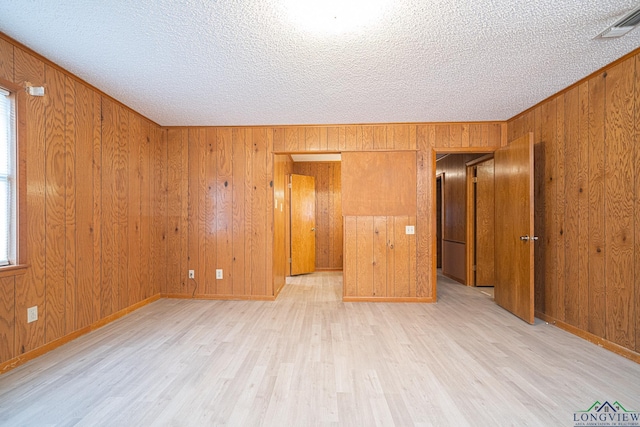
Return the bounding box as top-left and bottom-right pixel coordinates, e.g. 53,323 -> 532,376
273,153 -> 343,292
433,133 -> 535,324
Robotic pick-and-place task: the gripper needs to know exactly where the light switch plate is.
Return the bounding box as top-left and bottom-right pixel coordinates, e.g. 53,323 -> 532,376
406,225 -> 415,235
27,306 -> 38,323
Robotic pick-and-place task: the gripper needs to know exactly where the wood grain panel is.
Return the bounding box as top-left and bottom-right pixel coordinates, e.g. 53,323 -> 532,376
139,121 -> 151,299
343,217 -> 357,297
44,65 -> 67,342
373,217 -> 387,297
327,127 -> 340,151
114,105 -> 129,311
272,154 -> 292,294
216,128 -> 233,295
449,124 -> 462,148
577,82 -> 590,331
636,53 -> 640,353
127,114 -> 141,306
265,129 -> 274,296
305,127 -> 320,151
604,57 -> 635,349
251,128 -> 268,296
436,125 -> 450,148
285,128 -> 300,152
242,129 -> 253,293
588,73 -> 606,337
195,127 -> 208,297
532,108 -> 545,311
273,127 -> 284,152
563,86 -> 580,325
555,94 -> 566,321
151,127 -> 168,296
167,129 -> 185,294
442,240 -> 465,284
342,151 -> 417,216
0,38 -> 13,82
475,159 -> 495,286
345,126 -> 358,151
415,128 -> 432,298
393,216 -> 411,297
91,92 -> 102,316
0,276 -> 14,363
541,99 -> 558,319
64,76 -> 77,334
232,129 -> 248,295
317,164 -> 329,268
187,128 -> 204,297
204,128 -> 217,294
356,217 -> 374,297
330,163 -> 343,269
74,81 -> 95,329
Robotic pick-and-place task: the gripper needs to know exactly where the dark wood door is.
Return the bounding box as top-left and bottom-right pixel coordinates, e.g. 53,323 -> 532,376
494,134 -> 535,324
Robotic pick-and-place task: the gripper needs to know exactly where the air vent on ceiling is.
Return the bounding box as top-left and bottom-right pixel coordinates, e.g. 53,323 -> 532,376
598,5 -> 640,38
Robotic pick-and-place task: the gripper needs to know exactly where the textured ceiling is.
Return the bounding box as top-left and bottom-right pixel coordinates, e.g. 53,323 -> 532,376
1,1 -> 639,126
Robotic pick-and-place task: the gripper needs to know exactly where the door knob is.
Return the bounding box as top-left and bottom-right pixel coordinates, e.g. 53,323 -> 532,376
311,228 -> 316,231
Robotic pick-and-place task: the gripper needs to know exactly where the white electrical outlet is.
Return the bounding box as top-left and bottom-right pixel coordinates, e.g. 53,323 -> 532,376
405,225 -> 415,235
188,270 -> 195,279
216,269 -> 223,280
27,306 -> 38,323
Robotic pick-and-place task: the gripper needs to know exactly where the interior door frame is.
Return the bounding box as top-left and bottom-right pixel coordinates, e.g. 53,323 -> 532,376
435,173 -> 444,270
432,148 -> 496,300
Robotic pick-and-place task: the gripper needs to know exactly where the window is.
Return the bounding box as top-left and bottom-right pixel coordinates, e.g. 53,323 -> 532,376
0,87 -> 15,266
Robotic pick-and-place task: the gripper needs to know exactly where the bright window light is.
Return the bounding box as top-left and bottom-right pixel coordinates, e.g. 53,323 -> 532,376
285,0 -> 390,35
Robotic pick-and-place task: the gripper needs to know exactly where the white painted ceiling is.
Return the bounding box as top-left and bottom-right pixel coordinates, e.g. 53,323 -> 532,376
1,1 -> 639,126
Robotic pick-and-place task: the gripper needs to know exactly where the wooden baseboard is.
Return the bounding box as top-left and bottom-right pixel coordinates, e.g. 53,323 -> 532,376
163,293 -> 276,302
343,296 -> 436,303
273,283 -> 285,299
0,294 -> 161,375
535,311 -> 640,364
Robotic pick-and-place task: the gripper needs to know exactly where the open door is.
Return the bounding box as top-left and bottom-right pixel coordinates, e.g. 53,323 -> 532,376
494,133 -> 535,324
290,174 -> 316,275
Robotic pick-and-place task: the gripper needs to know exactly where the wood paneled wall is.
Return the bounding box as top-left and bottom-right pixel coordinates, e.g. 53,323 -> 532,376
292,162 -> 342,270
343,216 -> 417,300
164,127 -> 275,300
508,50 -> 640,355
168,123 -> 503,302
274,155 -> 293,293
0,35 -> 167,366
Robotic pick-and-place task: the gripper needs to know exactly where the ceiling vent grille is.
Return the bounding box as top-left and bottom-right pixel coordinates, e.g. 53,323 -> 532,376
598,5 -> 640,38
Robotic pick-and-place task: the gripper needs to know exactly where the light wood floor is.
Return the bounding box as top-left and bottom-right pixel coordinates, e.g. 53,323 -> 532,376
0,272 -> 639,426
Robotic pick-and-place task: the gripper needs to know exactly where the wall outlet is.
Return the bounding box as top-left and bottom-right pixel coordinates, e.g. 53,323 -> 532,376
216,269 -> 223,280
27,306 -> 38,323
188,270 -> 195,279
405,225 -> 415,235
